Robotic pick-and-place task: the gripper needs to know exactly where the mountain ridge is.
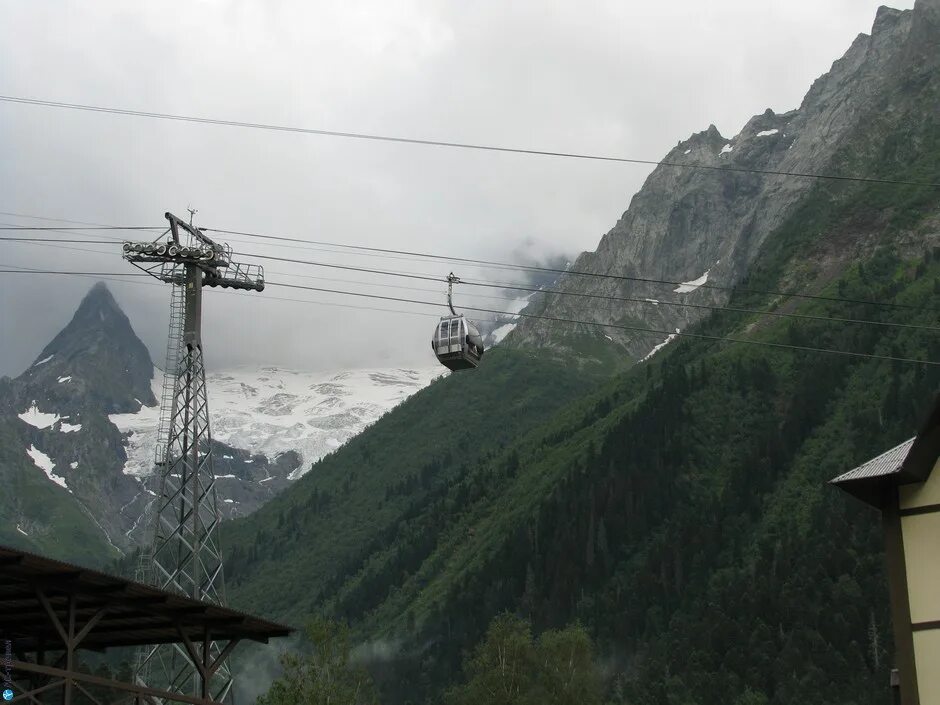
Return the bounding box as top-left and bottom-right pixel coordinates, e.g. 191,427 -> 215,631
508,1 -> 936,364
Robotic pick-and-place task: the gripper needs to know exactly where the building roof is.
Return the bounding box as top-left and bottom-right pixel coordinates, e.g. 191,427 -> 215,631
831,438 -> 915,483
0,544 -> 293,652
831,393 -> 940,508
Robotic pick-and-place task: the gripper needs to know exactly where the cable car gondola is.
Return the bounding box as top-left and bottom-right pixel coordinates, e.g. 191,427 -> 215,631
432,273 -> 484,371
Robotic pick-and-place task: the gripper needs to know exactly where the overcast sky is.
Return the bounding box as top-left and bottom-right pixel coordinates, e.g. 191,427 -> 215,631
0,0 -> 916,378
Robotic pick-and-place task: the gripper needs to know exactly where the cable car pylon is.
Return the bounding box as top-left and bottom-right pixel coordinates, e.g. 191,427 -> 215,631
123,212 -> 264,703
433,272 -> 484,371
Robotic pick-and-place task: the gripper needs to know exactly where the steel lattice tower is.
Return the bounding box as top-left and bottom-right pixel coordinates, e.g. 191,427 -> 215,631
124,212 -> 264,703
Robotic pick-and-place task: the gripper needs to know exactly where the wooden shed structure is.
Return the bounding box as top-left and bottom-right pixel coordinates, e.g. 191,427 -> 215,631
0,545 -> 292,705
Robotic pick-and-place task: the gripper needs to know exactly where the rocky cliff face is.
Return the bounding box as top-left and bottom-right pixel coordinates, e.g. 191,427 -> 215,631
510,2 -> 938,362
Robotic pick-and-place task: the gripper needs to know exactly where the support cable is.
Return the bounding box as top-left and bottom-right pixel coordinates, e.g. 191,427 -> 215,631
0,268 -> 935,367
3,94 -> 939,188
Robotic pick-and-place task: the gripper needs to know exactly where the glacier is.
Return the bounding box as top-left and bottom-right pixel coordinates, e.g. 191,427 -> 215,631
110,365 -> 444,482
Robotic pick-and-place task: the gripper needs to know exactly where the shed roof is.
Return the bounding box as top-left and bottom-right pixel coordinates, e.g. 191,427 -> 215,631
0,544 -> 293,652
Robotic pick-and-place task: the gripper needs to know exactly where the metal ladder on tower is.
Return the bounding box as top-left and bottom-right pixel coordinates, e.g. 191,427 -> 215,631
133,281 -> 185,685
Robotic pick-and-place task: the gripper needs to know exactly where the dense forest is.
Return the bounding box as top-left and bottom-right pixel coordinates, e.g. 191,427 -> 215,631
225,238 -> 939,705
222,14 -> 940,701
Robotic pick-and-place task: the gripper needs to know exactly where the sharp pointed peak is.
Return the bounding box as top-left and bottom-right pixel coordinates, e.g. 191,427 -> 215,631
75,281 -> 121,313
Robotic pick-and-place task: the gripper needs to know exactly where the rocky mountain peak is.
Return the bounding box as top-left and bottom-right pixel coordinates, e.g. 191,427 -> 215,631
508,2 -> 935,363
874,5 -> 905,29
52,282 -> 126,343
13,282 -> 156,414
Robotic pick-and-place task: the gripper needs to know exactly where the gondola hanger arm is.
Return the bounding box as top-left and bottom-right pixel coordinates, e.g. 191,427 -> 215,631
446,272 -> 460,315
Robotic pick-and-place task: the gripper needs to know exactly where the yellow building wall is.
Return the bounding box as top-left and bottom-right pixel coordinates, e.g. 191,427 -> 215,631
899,458 -> 940,509
901,511 -> 940,624
895,458 -> 939,703
913,630 -> 940,705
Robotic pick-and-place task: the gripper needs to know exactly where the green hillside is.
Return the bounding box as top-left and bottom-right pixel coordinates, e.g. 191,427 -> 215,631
225,173 -> 940,705
224,17 -> 940,702
222,351 -> 606,621
354,248 -> 939,705
0,416 -> 120,565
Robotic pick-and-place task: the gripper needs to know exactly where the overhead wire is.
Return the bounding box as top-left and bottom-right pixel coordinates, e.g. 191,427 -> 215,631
264,280 -> 940,368
0,210 -> 158,229
2,209 -> 933,315
208,226 -> 937,313
3,95 -> 940,188
0,268 -> 935,367
1,231 -> 936,332
0,234 -> 513,305
0,225 -> 160,231
0,266 -> 494,323
460,278 -> 940,333
231,249 -> 940,333
0,236 -> 121,244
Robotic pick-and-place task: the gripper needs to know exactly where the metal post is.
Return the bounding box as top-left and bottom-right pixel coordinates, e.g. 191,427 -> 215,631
63,595 -> 75,705
201,630 -> 210,703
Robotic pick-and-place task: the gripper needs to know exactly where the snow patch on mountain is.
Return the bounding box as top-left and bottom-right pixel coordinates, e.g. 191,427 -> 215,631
27,445 -> 68,490
674,270 -> 710,294
641,329 -> 681,362
18,404 -> 61,429
485,293 -> 535,347
490,323 -> 516,345
110,365 -> 443,480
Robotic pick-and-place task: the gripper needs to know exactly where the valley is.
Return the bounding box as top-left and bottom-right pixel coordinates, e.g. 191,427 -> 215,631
1,3 -> 939,705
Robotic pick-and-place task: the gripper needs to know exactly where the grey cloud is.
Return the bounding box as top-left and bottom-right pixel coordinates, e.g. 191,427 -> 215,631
0,0 -> 914,376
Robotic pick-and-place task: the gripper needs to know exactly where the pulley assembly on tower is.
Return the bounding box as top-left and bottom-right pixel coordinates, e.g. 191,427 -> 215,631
122,212 -> 264,291
432,272 -> 484,371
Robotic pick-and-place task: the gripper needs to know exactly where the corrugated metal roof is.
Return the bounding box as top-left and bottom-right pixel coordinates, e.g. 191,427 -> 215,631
831,438 -> 915,484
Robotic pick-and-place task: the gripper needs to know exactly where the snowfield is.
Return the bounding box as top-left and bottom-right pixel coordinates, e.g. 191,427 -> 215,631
110,365 -> 443,480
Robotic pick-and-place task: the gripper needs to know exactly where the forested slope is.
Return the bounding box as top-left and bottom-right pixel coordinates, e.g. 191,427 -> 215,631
223,4 -> 940,702
222,352 -> 606,621
226,155 -> 940,705
340,247 -> 940,705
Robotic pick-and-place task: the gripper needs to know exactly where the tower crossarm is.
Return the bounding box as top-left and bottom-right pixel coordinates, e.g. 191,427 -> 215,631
123,212 -> 264,291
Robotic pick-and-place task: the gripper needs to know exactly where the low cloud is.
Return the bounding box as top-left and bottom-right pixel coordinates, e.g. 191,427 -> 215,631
0,0 -> 914,376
